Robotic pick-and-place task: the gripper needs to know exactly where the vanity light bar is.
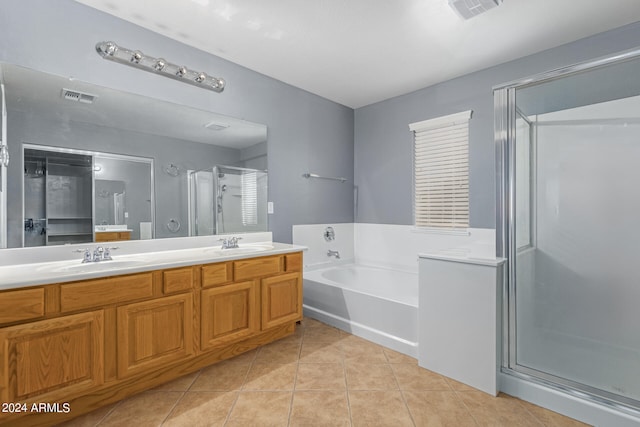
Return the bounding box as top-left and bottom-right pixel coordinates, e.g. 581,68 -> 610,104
95,41 -> 225,93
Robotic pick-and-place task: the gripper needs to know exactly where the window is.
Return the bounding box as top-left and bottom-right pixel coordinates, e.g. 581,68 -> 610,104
241,170 -> 258,226
409,110 -> 471,229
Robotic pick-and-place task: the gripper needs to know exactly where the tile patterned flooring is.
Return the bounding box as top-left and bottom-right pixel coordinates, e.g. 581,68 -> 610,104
59,318 -> 590,427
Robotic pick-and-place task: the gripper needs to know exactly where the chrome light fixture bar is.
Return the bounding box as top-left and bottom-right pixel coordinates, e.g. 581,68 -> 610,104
95,41 -> 225,93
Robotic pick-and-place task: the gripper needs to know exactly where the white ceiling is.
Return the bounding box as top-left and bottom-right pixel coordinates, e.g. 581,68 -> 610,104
74,0 -> 640,108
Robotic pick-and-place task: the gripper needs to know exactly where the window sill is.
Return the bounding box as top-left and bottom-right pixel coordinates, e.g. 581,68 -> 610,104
411,226 -> 470,236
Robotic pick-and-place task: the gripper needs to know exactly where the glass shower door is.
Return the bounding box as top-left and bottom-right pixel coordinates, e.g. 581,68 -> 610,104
503,52 -> 640,410
189,169 -> 215,236
0,82 -> 7,248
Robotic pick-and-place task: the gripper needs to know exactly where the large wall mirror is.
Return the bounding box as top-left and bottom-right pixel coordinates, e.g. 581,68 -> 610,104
1,62 -> 268,249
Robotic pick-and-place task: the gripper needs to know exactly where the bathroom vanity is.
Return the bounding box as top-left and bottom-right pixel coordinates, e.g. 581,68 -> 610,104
94,230 -> 132,242
0,244 -> 303,426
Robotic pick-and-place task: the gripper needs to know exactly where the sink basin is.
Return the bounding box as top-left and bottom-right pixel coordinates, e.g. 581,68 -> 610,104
41,259 -> 148,273
204,244 -> 274,255
95,225 -> 128,232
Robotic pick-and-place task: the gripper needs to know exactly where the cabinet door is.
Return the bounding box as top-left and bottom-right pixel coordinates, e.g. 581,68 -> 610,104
261,272 -> 303,330
117,294 -> 193,378
0,311 -> 104,402
201,281 -> 259,350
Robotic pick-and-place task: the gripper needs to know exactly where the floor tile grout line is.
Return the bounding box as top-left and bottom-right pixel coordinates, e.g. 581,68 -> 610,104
219,356 -> 255,425
184,368 -> 203,392
512,398 -> 549,427
398,389 -> 419,427
285,391 -> 295,427
344,386 -> 354,426
288,327 -> 306,426
158,390 -> 186,426
221,391 -> 241,427
450,386 -> 481,426
93,398 -> 124,427
390,364 -> 417,426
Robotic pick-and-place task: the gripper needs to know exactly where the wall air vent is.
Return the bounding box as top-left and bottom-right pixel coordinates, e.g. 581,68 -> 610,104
61,88 -> 97,104
448,0 -> 503,19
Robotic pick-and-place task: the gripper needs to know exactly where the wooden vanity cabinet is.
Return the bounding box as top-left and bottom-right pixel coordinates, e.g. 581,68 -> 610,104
0,251 -> 303,427
95,231 -> 131,242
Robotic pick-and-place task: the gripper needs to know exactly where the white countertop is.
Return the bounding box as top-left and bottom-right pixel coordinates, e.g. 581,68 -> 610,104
0,241 -> 306,291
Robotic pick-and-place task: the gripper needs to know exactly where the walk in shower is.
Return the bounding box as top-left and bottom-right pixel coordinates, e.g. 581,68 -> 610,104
495,49 -> 640,415
189,165 -> 268,236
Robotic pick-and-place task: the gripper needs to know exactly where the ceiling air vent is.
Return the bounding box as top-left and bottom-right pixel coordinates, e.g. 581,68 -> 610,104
204,121 -> 230,131
448,0 -> 503,19
61,88 -> 97,104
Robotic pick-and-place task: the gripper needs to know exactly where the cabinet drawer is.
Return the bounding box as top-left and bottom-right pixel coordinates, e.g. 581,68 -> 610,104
201,262 -> 233,288
285,252 -> 303,272
60,273 -> 154,312
0,288 -> 45,325
163,267 -> 193,294
234,256 -> 282,281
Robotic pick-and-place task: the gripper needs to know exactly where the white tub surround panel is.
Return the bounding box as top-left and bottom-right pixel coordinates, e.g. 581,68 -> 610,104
418,254 -> 505,396
292,223 -> 354,266
354,224 -> 496,273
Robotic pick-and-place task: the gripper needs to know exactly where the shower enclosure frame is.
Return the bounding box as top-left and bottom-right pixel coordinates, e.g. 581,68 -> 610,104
494,46 -> 640,416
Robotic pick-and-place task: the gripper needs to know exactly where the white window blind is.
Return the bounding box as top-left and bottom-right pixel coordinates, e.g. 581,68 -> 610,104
409,110 -> 472,229
241,171 -> 258,226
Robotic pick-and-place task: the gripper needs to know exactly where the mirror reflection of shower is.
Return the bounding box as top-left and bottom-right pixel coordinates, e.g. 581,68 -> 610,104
189,165 -> 268,236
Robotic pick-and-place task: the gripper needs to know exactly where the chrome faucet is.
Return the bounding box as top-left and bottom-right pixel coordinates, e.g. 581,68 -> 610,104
75,246 -> 118,263
327,250 -> 340,259
219,236 -> 242,249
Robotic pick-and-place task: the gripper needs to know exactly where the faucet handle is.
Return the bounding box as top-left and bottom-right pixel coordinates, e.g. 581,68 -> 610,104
92,246 -> 105,261
103,247 -> 118,260
74,248 -> 92,263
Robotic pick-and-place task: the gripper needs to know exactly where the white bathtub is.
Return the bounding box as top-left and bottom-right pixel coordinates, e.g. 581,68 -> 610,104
303,263 -> 418,357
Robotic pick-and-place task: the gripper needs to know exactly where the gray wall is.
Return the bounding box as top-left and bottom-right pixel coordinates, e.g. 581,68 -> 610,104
354,21 -> 640,228
95,157 -> 151,241
0,0 -> 354,244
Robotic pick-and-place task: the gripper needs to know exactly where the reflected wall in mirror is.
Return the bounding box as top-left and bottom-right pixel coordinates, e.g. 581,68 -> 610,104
189,165 -> 268,237
0,62 -> 268,249
94,154 -> 153,242
23,146 -> 153,246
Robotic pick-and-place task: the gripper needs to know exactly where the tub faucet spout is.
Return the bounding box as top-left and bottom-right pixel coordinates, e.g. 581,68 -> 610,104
327,250 -> 340,259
